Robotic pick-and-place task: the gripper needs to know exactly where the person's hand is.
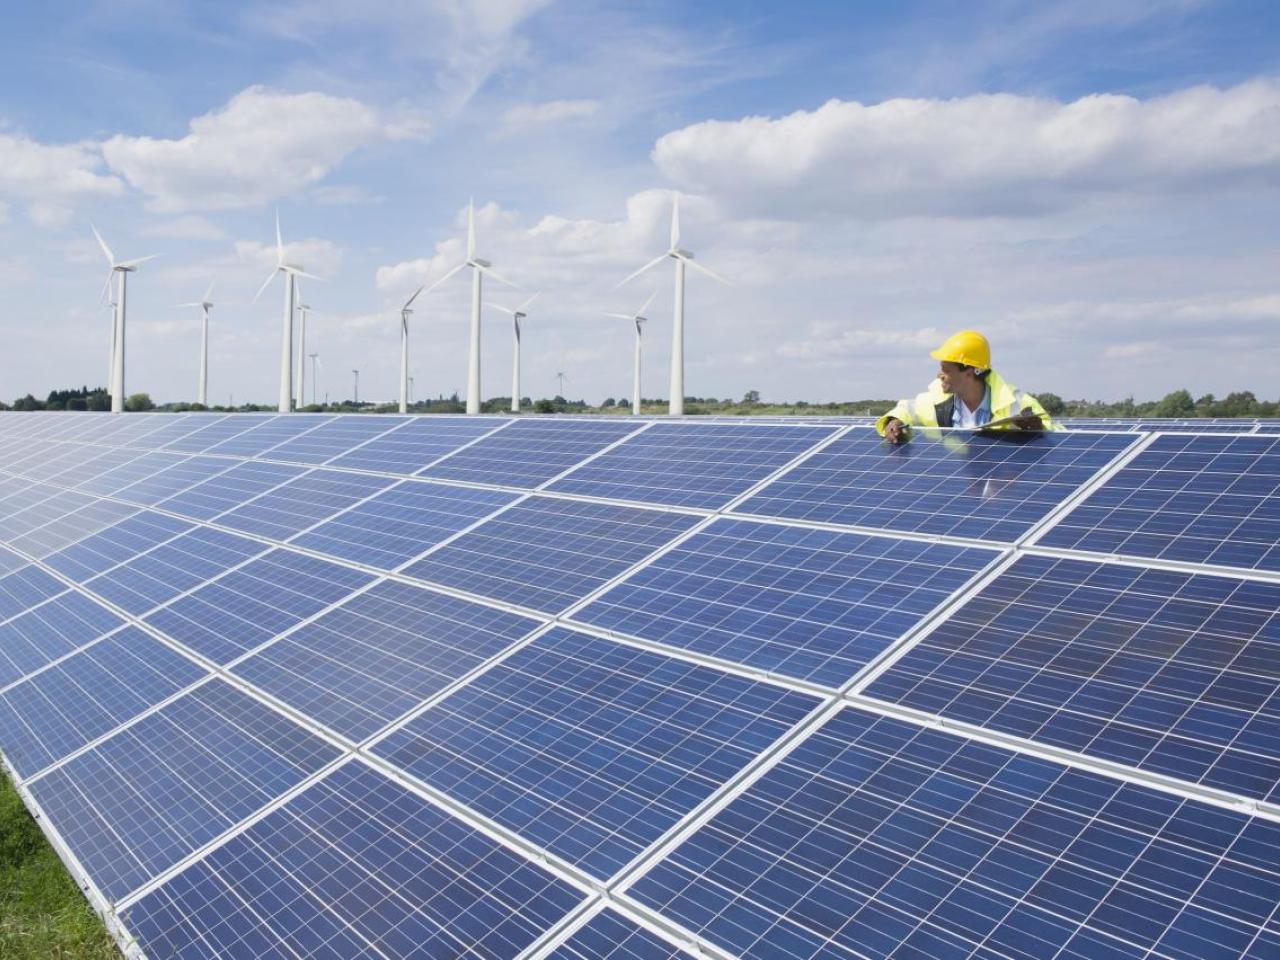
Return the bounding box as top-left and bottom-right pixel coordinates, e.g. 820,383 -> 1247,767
1014,407 -> 1044,431
884,419 -> 909,444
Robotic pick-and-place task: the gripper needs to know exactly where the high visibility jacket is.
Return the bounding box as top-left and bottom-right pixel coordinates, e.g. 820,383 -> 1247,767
875,370 -> 1060,436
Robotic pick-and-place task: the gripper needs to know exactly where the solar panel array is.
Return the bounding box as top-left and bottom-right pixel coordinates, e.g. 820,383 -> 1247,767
0,411 -> 1278,960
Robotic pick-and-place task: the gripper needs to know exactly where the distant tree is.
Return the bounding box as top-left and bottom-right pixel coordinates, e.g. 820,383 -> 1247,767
1152,389 -> 1195,418
125,392 -> 155,412
534,398 -> 555,413
12,394 -> 44,411
1036,392 -> 1066,416
743,390 -> 761,404
67,398 -> 87,411
1217,391 -> 1259,417
1194,393 -> 1216,415
601,397 -> 616,408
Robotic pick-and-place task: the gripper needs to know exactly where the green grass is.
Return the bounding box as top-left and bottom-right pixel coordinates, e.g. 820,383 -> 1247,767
1,770 -> 118,959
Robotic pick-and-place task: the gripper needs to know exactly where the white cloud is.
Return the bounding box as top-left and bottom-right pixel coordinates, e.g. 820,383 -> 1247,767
0,130 -> 122,224
101,86 -> 426,213
138,215 -> 227,240
499,98 -> 600,133
653,79 -> 1280,219
235,236 -> 345,279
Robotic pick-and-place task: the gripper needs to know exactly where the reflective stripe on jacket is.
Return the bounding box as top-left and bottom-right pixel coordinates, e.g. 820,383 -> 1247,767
875,370 -> 1060,436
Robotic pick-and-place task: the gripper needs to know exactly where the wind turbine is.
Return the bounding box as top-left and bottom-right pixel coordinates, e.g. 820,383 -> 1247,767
102,294 -> 117,399
617,194 -> 728,416
309,352 -> 321,407
487,293 -> 538,414
252,211 -> 322,413
605,290 -> 656,416
398,286 -> 425,414
178,281 -> 216,407
91,224 -> 158,413
555,371 -> 569,398
419,199 -> 517,414
295,288 -> 311,411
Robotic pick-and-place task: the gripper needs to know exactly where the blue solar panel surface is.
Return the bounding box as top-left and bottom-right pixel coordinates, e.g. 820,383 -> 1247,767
1,412 -> 1278,960
736,430 -> 1137,541
1037,433 -> 1280,572
575,517 -> 998,688
374,627 -> 819,879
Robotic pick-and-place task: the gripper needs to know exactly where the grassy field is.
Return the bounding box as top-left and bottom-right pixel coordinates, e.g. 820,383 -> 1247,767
1,770 -> 117,959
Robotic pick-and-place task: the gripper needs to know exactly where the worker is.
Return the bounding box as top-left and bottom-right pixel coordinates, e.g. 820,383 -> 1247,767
877,330 -> 1059,443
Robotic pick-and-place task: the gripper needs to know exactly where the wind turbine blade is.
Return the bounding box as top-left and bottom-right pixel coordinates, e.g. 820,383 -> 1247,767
90,223 -> 115,265
99,271 -> 115,305
275,209 -> 284,264
466,198 -> 476,261
486,303 -> 515,315
403,285 -> 425,310
603,312 -> 634,320
681,255 -> 731,285
423,262 -> 465,295
637,289 -> 657,317
117,254 -> 159,270
475,263 -> 517,288
617,253 -> 668,289
517,292 -> 539,312
251,269 -> 278,304
176,301 -> 203,308
670,194 -> 680,250
203,279 -> 216,303
286,268 -> 326,282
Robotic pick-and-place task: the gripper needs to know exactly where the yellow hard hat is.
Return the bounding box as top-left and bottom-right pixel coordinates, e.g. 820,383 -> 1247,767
930,330 -> 991,370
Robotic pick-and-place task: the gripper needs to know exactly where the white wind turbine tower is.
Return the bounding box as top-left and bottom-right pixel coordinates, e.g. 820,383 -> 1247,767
102,297 -> 117,398
177,281 -> 216,407
91,224 -> 158,414
252,211 -> 323,413
487,293 -> 538,414
295,287 -> 311,411
604,290 -> 656,416
397,286 -> 425,414
420,200 -> 517,414
617,194 -> 728,416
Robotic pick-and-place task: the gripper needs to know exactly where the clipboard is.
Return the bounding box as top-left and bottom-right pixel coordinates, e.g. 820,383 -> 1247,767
970,413 -> 1047,432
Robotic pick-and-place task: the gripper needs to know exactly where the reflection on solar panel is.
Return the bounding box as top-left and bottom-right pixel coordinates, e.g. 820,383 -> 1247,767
627,707 -> 1280,960
122,760 -> 584,960
1038,433 -> 1280,571
2,412 -> 1280,960
547,422 -> 837,509
374,627 -> 819,879
574,517 -> 998,688
737,430 -> 1137,542
866,553 -> 1280,804
422,417 -> 641,487
403,495 -> 701,613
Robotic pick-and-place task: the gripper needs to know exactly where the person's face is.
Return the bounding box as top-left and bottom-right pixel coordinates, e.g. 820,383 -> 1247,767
937,361 -> 977,393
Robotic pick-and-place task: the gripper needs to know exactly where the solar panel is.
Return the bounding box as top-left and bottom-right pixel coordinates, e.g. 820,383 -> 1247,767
291,479 -> 517,570
232,579 -> 541,741
1037,433 -> 1280,572
736,429 -> 1137,542
626,705 -> 1280,960
403,495 -> 701,613
121,760 -> 585,960
4,412 -> 1280,960
28,678 -> 342,900
865,553 -> 1280,804
421,417 -> 642,488
546,422 -> 837,509
374,627 -> 820,879
573,516 -> 999,688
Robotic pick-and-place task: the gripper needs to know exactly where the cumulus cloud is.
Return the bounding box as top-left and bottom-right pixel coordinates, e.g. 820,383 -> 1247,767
499,98 -> 600,133
653,79 -> 1280,219
0,130 -> 122,225
101,86 -> 427,213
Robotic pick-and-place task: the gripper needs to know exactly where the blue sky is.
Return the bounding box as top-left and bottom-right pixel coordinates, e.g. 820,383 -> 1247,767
2,0 -> 1279,406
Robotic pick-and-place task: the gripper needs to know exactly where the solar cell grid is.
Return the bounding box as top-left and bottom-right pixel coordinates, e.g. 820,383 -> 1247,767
29,678 -> 342,901
145,548 -> 373,664
0,487 -> 99,540
0,625 -> 207,778
548,910 -> 688,959
23,444 -> 141,483
82,525 -> 268,616
111,454 -> 234,506
575,516 -> 998,689
291,478 -> 516,570
1037,433 -> 1280,572
736,429 -> 1137,542
373,627 -> 820,879
866,553 -> 1280,805
421,417 -> 641,488
628,705 -> 1280,960
218,467 -> 396,541
201,414 -> 330,457
122,760 -> 585,960
232,578 -> 541,741
44,510 -> 192,581
0,564 -> 66,620
547,421 -> 838,510
75,450 -> 186,496
267,414 -> 410,464
8,497 -> 139,559
119,413 -> 218,449
0,591 -> 124,689
403,495 -> 701,613
161,413 -> 271,453
157,458 -> 305,521
329,415 -> 506,473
